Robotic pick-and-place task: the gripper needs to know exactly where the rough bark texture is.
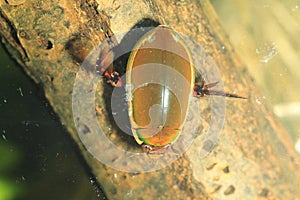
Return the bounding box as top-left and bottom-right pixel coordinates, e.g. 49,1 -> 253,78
1,0 -> 299,199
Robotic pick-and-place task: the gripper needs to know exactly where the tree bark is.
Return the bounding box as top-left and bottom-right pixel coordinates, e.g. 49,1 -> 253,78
1,0 -> 299,199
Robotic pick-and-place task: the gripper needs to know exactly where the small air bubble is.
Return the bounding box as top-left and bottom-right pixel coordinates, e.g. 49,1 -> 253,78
292,5 -> 299,11
295,139 -> 300,154
89,178 -> 95,184
17,87 -> 24,96
126,190 -> 132,196
256,43 -> 278,63
256,98 -> 262,105
2,134 -> 7,142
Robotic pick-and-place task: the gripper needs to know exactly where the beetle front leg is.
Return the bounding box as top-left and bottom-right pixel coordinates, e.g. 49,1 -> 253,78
95,42 -> 123,87
102,70 -> 122,87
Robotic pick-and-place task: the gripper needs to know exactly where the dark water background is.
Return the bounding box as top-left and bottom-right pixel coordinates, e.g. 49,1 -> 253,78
0,42 -> 105,200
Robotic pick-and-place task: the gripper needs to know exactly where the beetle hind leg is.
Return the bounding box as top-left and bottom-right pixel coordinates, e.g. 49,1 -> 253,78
193,81 -> 246,99
193,80 -> 211,97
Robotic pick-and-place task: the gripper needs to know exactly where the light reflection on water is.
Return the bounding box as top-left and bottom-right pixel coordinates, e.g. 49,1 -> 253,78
211,0 -> 300,154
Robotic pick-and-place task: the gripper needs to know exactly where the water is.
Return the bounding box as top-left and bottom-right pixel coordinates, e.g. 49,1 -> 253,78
0,42 -> 105,200
211,0 -> 300,153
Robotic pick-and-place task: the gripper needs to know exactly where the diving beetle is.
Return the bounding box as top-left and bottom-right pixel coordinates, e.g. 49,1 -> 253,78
99,25 -> 246,153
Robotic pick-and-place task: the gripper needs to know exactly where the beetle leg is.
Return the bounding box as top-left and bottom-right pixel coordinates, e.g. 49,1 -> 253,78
194,80 -> 205,88
142,144 -> 154,153
103,71 -> 122,87
205,81 -> 219,89
205,90 -> 247,98
142,144 -> 171,154
95,40 -> 124,87
96,40 -> 114,73
193,81 -> 246,99
193,82 -> 207,97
